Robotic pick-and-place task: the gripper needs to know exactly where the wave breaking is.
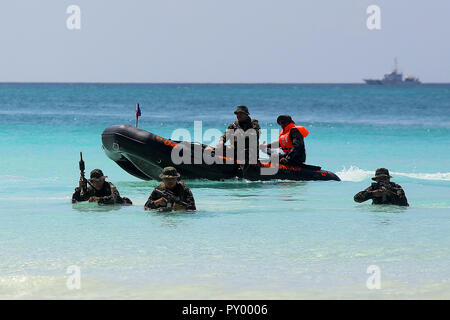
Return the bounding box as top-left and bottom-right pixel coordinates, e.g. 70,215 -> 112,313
337,166 -> 450,182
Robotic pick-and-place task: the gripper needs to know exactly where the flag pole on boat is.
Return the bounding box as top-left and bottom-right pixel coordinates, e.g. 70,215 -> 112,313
136,103 -> 141,128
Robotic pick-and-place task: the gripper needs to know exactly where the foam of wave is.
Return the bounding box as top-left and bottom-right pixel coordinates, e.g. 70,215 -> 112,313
337,166 -> 450,182
337,166 -> 373,182
392,171 -> 450,181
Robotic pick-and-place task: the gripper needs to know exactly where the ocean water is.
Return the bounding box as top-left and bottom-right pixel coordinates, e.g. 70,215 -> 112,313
0,83 -> 449,299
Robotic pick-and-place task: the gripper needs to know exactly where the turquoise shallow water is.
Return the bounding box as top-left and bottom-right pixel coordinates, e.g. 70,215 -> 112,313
0,83 -> 449,299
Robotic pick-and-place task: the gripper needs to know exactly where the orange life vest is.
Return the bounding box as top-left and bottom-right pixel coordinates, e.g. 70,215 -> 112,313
278,122 -> 309,153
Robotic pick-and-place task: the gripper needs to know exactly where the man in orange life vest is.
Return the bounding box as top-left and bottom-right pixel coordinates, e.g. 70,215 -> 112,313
260,115 -> 308,165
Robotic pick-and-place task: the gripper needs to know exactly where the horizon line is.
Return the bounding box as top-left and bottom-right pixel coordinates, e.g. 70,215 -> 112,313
0,81 -> 449,85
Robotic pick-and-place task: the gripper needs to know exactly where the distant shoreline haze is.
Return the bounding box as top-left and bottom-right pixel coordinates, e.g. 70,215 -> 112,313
0,82 -> 449,85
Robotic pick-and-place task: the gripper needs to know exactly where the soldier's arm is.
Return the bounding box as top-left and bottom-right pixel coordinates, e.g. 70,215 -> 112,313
144,188 -> 163,210
72,187 -> 93,203
253,120 -> 261,138
388,184 -> 409,206
253,120 -> 261,148
285,128 -> 305,162
219,123 -> 235,145
265,140 -> 279,149
98,183 -> 121,204
72,187 -> 82,203
354,186 -> 374,203
183,187 -> 197,211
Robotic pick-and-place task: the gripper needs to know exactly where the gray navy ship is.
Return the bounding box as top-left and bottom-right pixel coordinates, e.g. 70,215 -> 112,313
364,58 -> 421,85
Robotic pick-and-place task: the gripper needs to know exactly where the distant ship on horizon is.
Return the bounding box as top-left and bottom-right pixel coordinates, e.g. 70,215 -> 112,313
364,58 -> 421,85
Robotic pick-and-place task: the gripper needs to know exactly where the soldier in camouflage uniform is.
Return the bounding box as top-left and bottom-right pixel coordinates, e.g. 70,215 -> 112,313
72,169 -> 132,205
145,167 -> 196,211
215,105 -> 261,165
354,168 -> 409,206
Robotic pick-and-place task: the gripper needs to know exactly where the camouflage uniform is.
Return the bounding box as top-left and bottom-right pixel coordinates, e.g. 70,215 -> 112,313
354,168 -> 409,206
219,106 -> 261,163
72,182 -> 131,205
144,181 -> 196,210
72,169 -> 132,205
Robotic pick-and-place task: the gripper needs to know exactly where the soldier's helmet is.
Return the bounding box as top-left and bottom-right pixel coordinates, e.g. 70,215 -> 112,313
372,168 -> 392,181
159,167 -> 180,179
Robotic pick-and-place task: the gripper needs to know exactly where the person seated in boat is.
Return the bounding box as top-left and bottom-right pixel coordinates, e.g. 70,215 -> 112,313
259,115 -> 308,166
354,168 -> 409,206
72,169 -> 132,205
214,105 -> 261,164
144,167 -> 196,211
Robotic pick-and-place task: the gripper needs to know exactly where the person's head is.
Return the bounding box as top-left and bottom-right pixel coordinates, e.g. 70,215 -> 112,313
372,168 -> 392,182
159,166 -> 180,189
234,105 -> 250,122
277,115 -> 294,129
89,169 -> 107,190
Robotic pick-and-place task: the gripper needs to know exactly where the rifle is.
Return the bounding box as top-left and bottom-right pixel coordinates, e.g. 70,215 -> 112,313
371,181 -> 395,202
79,152 -> 88,195
79,152 -> 94,195
153,188 -> 188,210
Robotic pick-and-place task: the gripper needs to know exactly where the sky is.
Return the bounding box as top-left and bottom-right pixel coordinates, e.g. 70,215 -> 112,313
0,0 -> 449,83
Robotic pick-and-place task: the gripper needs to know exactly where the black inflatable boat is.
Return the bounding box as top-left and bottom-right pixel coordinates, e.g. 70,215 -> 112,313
101,124 -> 340,181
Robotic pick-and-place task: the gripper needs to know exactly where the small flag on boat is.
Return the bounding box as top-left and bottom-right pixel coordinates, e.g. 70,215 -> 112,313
135,103 -> 141,127
136,103 -> 141,118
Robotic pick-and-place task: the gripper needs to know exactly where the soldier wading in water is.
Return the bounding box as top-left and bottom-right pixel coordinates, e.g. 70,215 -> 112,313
145,167 -> 196,212
72,169 -> 132,205
354,168 -> 409,206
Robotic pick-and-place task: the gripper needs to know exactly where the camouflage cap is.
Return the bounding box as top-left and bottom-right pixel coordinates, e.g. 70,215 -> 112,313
372,168 -> 392,180
234,105 -> 250,115
90,169 -> 107,180
159,166 -> 180,179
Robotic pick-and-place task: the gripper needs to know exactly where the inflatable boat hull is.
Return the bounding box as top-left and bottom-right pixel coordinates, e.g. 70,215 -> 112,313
101,124 -> 340,181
